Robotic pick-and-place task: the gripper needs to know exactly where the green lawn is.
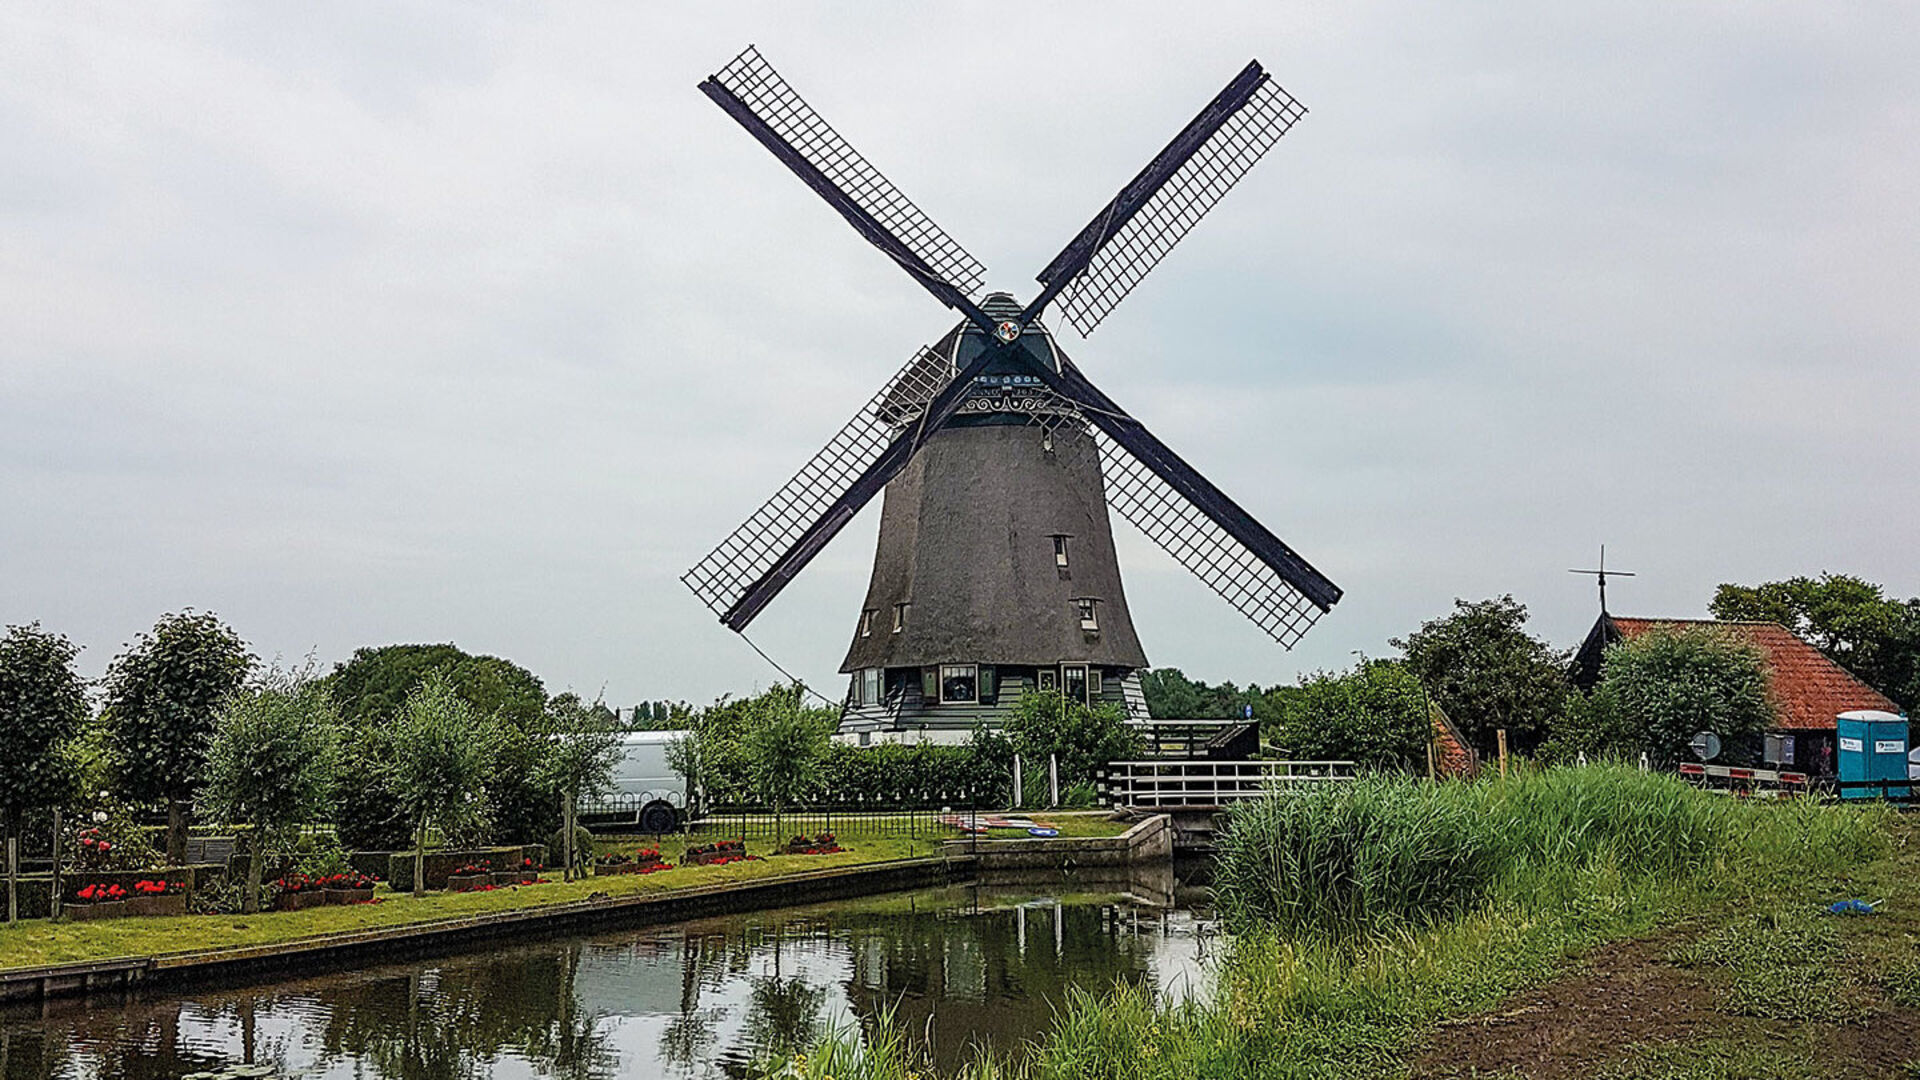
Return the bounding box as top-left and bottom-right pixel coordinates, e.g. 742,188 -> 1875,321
0,833 -> 946,972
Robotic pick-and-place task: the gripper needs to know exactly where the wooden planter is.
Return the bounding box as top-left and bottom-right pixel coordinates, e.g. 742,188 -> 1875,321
123,894 -> 188,918
325,887 -> 376,905
275,890 -> 326,911
65,901 -> 127,921
491,872 -> 524,887
592,862 -> 632,876
446,873 -> 491,893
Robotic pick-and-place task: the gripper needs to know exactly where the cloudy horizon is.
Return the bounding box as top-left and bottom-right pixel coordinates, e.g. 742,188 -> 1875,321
5,5 -> 1917,706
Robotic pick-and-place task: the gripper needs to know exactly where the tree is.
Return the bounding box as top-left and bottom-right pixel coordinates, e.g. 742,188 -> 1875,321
1139,667 -> 1262,719
1270,659 -> 1431,770
324,643 -> 554,845
102,611 -> 254,865
1596,626 -> 1775,765
0,623 -> 89,924
743,699 -> 831,837
1392,596 -> 1569,756
381,671 -> 502,897
199,668 -> 342,912
536,694 -> 625,882
677,685 -> 836,808
1002,691 -> 1141,792
1712,574 -> 1920,710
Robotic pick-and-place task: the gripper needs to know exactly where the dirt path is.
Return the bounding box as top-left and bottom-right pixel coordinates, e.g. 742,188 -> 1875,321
1413,822 -> 1920,1080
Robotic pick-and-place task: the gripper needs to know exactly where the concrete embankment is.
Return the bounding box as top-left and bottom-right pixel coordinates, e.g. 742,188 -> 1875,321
1,854 -> 977,1004
947,814 -> 1173,870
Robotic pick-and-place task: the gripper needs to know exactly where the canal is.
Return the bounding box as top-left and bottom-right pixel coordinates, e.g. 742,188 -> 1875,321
0,876 -> 1216,1079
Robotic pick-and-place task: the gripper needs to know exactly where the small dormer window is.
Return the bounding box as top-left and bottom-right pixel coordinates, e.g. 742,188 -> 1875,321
859,609 -> 875,637
892,602 -> 909,633
1052,535 -> 1070,568
1076,598 -> 1099,631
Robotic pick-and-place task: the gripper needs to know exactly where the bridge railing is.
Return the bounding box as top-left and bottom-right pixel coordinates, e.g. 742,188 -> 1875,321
1097,760 -> 1356,808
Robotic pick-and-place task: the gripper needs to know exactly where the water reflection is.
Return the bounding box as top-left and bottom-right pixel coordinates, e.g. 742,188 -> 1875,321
1,876 -> 1213,1079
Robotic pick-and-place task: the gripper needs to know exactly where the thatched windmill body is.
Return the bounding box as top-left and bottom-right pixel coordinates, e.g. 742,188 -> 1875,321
683,48 -> 1342,743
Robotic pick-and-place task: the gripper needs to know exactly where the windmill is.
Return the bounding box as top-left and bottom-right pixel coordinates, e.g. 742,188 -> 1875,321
682,46 -> 1342,743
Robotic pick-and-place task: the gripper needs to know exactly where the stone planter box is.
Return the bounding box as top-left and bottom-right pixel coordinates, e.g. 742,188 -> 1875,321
491,872 -> 524,887
592,862 -> 632,876
64,901 -> 127,921
446,873 -> 491,893
275,890 -> 326,911
325,887 -> 376,905
122,894 -> 187,918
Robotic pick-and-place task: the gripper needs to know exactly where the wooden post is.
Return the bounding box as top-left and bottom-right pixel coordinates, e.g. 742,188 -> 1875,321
50,808 -> 62,921
1497,729 -> 1509,778
1426,740 -> 1436,782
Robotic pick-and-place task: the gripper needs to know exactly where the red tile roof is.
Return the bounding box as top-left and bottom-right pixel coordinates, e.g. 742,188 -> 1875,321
1609,617 -> 1900,731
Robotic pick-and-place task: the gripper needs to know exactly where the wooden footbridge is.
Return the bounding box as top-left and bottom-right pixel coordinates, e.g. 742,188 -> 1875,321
1099,723 -> 1357,854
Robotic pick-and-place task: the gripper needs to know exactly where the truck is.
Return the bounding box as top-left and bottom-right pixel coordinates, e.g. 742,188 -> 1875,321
579,731 -> 693,833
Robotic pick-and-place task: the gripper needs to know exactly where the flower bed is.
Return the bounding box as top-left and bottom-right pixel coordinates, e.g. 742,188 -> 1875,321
683,840 -> 759,867
317,871 -> 378,905
594,847 -> 672,875
68,879 -> 187,919
274,873 -> 328,911
779,832 -> 846,856
447,862 -> 492,892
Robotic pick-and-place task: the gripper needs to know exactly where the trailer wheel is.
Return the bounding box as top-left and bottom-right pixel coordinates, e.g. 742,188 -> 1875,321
640,802 -> 678,835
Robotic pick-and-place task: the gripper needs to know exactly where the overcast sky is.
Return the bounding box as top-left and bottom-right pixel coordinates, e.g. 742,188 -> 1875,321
4,4 -> 1917,707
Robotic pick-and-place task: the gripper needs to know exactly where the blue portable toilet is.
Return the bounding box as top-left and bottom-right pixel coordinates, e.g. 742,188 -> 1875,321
1835,710 -> 1910,799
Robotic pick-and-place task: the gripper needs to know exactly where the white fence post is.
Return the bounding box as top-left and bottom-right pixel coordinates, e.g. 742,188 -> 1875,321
1012,755 -> 1023,810
1049,754 -> 1060,808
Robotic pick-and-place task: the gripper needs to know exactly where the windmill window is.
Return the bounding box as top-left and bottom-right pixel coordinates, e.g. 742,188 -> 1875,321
1052,535 -> 1070,568
940,664 -> 978,704
1076,598 -> 1099,631
1037,668 -> 1057,693
1061,663 -> 1089,704
892,603 -> 909,633
1089,668 -> 1104,697
859,609 -> 875,637
862,667 -> 882,706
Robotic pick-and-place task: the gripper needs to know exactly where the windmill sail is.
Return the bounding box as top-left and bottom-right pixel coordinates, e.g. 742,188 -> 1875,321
1033,65 -> 1306,336
1030,344 -> 1339,647
702,47 -> 988,310
681,341 -> 956,622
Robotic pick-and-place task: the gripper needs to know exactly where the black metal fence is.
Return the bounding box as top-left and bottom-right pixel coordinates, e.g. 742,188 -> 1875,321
687,791 -> 982,850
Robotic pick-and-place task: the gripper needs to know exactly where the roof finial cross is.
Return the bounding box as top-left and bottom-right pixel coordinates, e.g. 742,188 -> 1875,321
1569,544 -> 1635,616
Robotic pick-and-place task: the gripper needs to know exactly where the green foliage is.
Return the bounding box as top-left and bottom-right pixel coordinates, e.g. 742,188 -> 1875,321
101,611 -> 254,808
1674,910 -> 1859,1022
1216,765 -> 1760,936
534,693 -> 625,806
1392,595 -> 1570,756
198,667 -> 342,850
1596,627 -> 1775,764
323,643 -> 553,845
745,707 -> 832,815
1138,667 -> 1263,719
334,722 -> 415,851
324,643 -> 545,729
382,671 -> 502,845
678,685 -> 837,806
0,622 -> 89,820
1002,691 -> 1140,789
817,741 -> 1001,805
1216,775 -> 1501,934
1712,572 -> 1920,710
1268,659 -> 1432,769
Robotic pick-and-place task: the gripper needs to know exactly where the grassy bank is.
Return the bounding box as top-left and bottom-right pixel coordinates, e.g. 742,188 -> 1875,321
0,833 -> 946,972
786,767 -> 1897,1080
